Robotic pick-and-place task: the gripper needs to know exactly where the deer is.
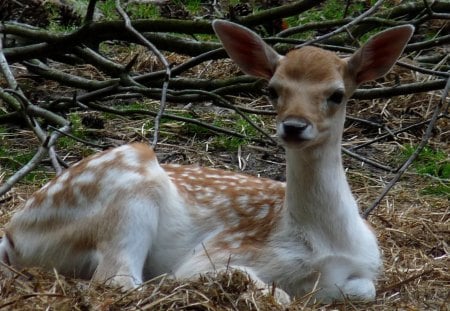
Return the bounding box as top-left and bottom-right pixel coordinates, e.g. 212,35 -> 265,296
0,20 -> 414,304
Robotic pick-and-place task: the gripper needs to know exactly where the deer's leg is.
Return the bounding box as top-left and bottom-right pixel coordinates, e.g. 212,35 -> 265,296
313,277 -> 376,303
340,277 -> 376,300
92,201 -> 159,290
314,256 -> 377,302
92,246 -> 146,289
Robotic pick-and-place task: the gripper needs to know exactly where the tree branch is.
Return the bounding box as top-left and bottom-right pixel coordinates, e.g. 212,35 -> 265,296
363,77 -> 450,218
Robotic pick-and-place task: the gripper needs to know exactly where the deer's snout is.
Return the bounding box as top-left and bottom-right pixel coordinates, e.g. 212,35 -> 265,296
278,118 -> 314,143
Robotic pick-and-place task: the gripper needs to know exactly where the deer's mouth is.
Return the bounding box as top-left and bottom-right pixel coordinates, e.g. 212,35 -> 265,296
277,118 -> 317,144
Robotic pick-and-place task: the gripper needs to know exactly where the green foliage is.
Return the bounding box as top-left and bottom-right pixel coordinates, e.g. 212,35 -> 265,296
97,0 -> 201,20
232,115 -> 260,137
45,0 -> 90,32
157,110 -> 265,151
0,141 -> 34,172
0,146 -> 53,184
68,113 -> 83,135
212,136 -> 244,151
287,0 -> 364,27
132,101 -> 156,110
228,0 -> 241,6
22,170 -> 54,184
401,145 -> 450,196
284,0 -> 362,39
210,114 -> 263,151
55,113 -> 86,149
98,0 -> 119,20
56,136 -> 75,149
184,0 -> 202,14
0,125 -> 7,136
403,145 -> 450,178
126,3 -> 159,19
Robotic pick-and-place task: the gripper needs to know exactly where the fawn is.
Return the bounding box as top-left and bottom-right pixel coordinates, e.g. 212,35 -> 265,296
0,20 -> 413,304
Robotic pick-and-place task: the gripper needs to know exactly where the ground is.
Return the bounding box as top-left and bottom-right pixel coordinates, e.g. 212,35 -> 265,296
0,1 -> 449,309
0,71 -> 448,310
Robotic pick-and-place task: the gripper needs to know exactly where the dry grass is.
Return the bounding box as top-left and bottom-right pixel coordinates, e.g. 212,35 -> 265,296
1,111 -> 448,310
0,43 -> 449,311
1,177 -> 448,310
0,268 -> 286,310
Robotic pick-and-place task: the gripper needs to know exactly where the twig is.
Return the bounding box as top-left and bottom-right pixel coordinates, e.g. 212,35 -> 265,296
171,89 -> 278,145
0,38 -> 19,90
405,34 -> 450,53
137,48 -> 225,81
114,0 -> 171,148
237,0 -> 325,27
0,125 -> 71,196
397,60 -> 450,78
342,148 -> 394,172
47,126 -> 114,150
352,80 -> 447,100
422,0 -> 450,19
346,115 -> 383,128
84,0 -> 99,24
377,268 -> 434,294
76,101 -> 270,145
351,117 -> 443,150
363,77 -> 450,218
277,19 -> 349,38
296,0 -> 384,48
1,39 -> 68,176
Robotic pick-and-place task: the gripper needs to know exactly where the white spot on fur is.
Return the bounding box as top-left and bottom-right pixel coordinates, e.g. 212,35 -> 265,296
237,195 -> 249,206
46,182 -> 64,197
87,152 -> 116,168
72,171 -> 96,185
58,171 -> 70,183
24,197 -> 35,208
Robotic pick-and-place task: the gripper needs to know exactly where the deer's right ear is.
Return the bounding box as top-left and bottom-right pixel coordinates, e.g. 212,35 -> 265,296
347,25 -> 414,85
212,20 -> 281,80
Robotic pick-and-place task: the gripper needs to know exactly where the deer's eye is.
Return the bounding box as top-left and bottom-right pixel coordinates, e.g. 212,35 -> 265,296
265,86 -> 279,101
328,90 -> 344,105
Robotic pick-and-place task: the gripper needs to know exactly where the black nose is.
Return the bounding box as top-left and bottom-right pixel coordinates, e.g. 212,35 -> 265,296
282,118 -> 311,139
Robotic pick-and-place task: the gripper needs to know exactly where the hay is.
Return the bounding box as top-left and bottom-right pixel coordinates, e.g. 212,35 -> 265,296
1,138 -> 448,310
0,268 -> 286,310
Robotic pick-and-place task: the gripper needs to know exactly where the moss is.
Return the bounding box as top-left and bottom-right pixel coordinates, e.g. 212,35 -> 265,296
401,145 -> 450,196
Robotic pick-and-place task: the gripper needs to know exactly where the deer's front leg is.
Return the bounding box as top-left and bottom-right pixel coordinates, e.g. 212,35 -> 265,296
313,256 -> 377,303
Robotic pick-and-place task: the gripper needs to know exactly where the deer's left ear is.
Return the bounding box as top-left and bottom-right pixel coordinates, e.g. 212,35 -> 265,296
347,25 -> 414,85
212,20 -> 282,80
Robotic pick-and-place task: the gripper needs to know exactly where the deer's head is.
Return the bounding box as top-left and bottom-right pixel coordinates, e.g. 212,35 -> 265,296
213,20 -> 414,150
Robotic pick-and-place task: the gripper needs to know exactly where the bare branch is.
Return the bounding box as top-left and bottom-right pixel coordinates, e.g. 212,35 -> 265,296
0,125 -> 71,196
296,0 -> 384,48
115,0 -> 171,147
363,77 -> 450,218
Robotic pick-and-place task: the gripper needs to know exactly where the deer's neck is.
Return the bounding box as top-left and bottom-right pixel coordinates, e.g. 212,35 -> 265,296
283,142 -> 359,229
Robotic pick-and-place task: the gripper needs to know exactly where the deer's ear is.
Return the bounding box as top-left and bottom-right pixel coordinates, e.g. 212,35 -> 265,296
212,20 -> 282,80
347,25 -> 414,85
